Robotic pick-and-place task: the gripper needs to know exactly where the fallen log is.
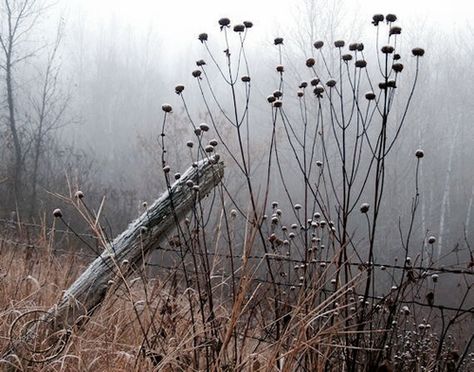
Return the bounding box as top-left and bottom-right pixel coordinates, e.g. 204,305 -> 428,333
2,157 -> 224,367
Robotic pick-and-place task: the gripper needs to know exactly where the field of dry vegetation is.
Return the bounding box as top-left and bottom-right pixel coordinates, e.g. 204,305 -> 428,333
1,13 -> 473,372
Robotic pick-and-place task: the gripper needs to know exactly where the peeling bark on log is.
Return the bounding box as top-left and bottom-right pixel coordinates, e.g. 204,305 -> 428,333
2,158 -> 224,366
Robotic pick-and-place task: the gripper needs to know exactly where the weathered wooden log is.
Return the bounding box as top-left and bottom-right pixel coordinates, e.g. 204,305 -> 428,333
2,157 -> 224,365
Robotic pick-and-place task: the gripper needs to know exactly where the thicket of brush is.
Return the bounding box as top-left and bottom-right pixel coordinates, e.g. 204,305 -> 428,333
1,14 -> 473,371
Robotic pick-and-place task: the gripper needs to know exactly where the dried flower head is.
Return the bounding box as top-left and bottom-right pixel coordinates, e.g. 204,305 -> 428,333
273,100 -> 283,108
196,59 -> 206,67
205,145 -> 214,153
299,81 -> 308,88
199,123 -> 210,131
314,212 -> 321,219
74,190 -> 84,199
355,60 -> 367,68
273,90 -> 283,98
174,173 -> 181,180
198,33 -> 208,42
381,45 -> 395,54
431,273 -> 439,283
218,18 -> 231,27
162,104 -> 172,113
372,14 -> 384,26
357,43 -> 364,51
428,236 -> 436,244
233,24 -> 245,32
53,208 -> 62,218
313,84 -> 324,96
326,79 -> 336,88
274,37 -> 284,45
386,14 -> 397,23
334,40 -> 345,48
342,53 -> 352,61
316,160 -> 323,167
378,82 -> 388,90
297,90 -> 304,97
192,70 -> 202,78
230,209 -> 237,217
401,305 -> 410,315
186,141 -> 194,148
194,128 -> 202,136
294,203 -> 302,210
175,84 -> 185,94
186,180 -> 194,188
276,64 -> 284,72
241,75 -> 251,82
387,80 -> 397,88
209,139 -> 218,146
267,95 -> 276,103
415,149 -> 424,158
243,21 -> 253,28
163,165 -> 171,173
306,57 -> 316,67
360,203 -> 370,213
313,40 -> 324,49
349,43 -> 358,51
390,26 -> 402,36
412,47 -> 425,57
392,63 -> 404,73
310,78 -> 320,86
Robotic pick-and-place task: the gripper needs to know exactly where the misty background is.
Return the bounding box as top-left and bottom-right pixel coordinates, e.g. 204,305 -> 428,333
0,0 -> 472,265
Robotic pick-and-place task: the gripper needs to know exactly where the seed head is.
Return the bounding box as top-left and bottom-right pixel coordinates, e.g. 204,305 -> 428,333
392,63 -> 404,73
205,145 -> 214,153
313,40 -> 324,49
241,75 -> 251,82
412,47 -> 425,57
314,212 -> 320,219
276,64 -> 284,72
267,95 -> 276,103
297,90 -> 304,97
390,26 -> 402,36
230,209 -> 237,218
401,305 -> 410,315
428,236 -> 436,244
387,80 -> 397,88
372,14 -> 384,26
349,43 -> 358,51
273,90 -> 283,98
163,165 -> 171,173
272,100 -> 283,108
192,70 -> 202,78
199,123 -> 210,131
355,60 -> 367,68
306,57 -> 316,67
299,81 -> 308,88
175,84 -> 185,94
310,78 -> 320,86
415,149 -> 424,158
196,59 -> 206,66
162,104 -> 173,113
218,18 -> 231,27
274,37 -> 283,45
334,40 -> 345,48
294,203 -> 302,210
74,190 -> 84,199
316,160 -> 323,167
357,43 -> 364,51
379,82 -> 388,90
174,173 -> 181,180
186,180 -> 194,188
186,141 -> 194,148
326,79 -> 336,88
53,208 -> 63,218
386,14 -> 397,23
342,53 -> 352,61
431,273 -> 439,283
233,24 -> 245,32
198,33 -> 208,42
360,203 -> 370,213
243,21 -> 253,28
209,139 -> 218,146
381,45 -> 395,54
313,84 -> 324,96
194,128 -> 202,136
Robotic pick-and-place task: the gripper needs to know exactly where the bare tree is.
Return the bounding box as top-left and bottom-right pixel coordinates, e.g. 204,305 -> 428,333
0,0 -> 44,212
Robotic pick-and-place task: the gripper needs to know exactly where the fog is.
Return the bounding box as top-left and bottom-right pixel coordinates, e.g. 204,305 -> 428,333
1,0 -> 473,257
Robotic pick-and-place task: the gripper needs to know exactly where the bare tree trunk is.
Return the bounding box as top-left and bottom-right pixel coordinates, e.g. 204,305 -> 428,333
1,158 -> 224,366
